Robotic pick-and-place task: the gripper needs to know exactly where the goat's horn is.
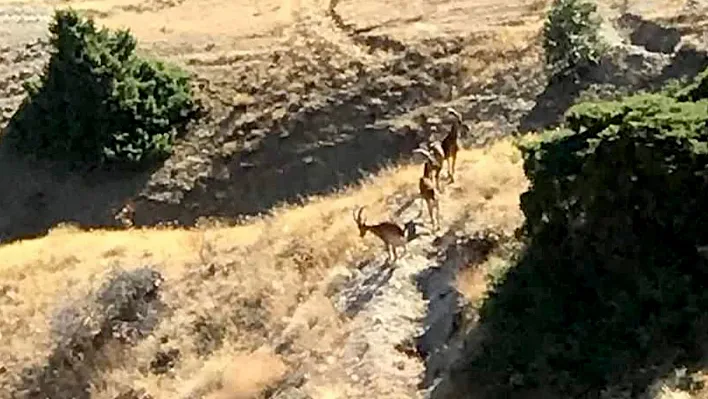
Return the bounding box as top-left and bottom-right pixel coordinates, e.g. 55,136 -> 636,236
354,206 -> 365,224
446,107 -> 462,122
412,148 -> 435,163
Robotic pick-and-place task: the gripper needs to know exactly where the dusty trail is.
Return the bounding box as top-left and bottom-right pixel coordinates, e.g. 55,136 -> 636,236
275,194 -> 468,398
322,219 -> 435,398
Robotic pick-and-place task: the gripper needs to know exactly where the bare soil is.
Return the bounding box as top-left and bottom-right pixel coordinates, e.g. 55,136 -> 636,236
0,0 -> 549,242
0,0 -> 704,244
2,0 -> 708,398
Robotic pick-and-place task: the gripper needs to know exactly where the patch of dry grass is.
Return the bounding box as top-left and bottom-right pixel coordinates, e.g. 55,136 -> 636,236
456,265 -> 489,305
0,138 -> 528,398
187,348 -> 288,399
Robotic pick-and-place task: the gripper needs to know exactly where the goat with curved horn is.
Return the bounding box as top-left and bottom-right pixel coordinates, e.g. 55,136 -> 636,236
441,107 -> 470,183
412,147 -> 443,192
353,206 -> 408,264
412,148 -> 441,231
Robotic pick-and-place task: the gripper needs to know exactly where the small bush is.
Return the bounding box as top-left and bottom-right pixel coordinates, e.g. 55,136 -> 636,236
659,77 -> 691,98
467,91 -> 708,394
542,0 -> 605,79
4,9 -> 200,167
675,67 -> 708,102
18,266 -> 165,398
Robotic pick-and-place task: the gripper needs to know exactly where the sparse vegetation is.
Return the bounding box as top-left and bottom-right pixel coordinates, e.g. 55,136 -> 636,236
467,80 -> 708,394
542,0 -> 604,79
676,66 -> 708,102
3,9 -> 200,167
17,267 -> 164,399
5,0 -> 708,397
0,140 -> 527,398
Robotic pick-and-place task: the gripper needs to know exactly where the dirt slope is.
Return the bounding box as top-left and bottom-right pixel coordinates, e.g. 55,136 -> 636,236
0,139 -> 526,398
2,0 -> 708,398
0,0 -> 548,243
0,0 -> 698,244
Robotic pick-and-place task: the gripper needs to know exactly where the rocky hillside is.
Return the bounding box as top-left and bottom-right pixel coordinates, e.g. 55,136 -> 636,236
0,0 -> 706,244
2,0 -> 708,398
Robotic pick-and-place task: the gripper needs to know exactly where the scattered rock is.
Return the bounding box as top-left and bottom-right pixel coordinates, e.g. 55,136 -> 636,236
325,268 -> 350,298
113,387 -> 153,399
149,348 -> 180,375
221,141 -> 239,156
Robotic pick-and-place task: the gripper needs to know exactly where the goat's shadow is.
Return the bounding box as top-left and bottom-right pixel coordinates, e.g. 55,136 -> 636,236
333,259 -> 396,319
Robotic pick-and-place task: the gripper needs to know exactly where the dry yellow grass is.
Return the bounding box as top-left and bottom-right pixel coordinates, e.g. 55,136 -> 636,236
461,23 -> 544,85
200,348 -> 288,399
0,137 -> 528,398
0,0 -> 704,395
36,0 -> 690,60
456,265 -> 490,305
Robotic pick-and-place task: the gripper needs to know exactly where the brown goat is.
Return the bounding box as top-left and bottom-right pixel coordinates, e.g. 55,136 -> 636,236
353,206 -> 408,264
413,144 -> 444,191
441,108 -> 470,183
412,148 -> 441,230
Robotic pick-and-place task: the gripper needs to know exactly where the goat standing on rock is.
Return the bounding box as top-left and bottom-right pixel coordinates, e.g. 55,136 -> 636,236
353,206 -> 408,265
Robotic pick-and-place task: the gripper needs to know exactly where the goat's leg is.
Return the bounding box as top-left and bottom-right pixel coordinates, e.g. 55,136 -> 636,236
384,244 -> 393,264
446,157 -> 452,182
426,199 -> 436,230
449,151 -> 458,182
435,200 -> 441,230
453,152 -> 458,181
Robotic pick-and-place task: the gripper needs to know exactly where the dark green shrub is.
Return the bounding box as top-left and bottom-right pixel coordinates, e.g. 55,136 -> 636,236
542,0 -> 605,79
660,77 -> 691,98
468,92 -> 708,394
676,67 -> 708,102
4,9 -> 200,167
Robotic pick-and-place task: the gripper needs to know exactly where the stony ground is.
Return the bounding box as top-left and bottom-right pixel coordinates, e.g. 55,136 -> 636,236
2,0 -> 708,398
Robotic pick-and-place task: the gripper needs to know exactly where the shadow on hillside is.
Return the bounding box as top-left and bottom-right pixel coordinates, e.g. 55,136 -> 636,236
414,227 -> 500,391
0,138 -> 157,243
617,13 -> 682,54
0,55 -> 200,244
0,28 -> 468,243
518,47 -> 708,133
429,136 -> 708,399
517,72 -> 589,133
336,263 -> 396,319
518,14 -> 708,133
431,239 -> 708,398
132,100 -> 423,227
0,81 -> 429,243
650,44 -> 708,88
130,42 -> 463,227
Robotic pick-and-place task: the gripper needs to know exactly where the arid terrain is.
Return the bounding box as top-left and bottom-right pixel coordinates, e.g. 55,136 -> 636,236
2,0 -> 708,398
